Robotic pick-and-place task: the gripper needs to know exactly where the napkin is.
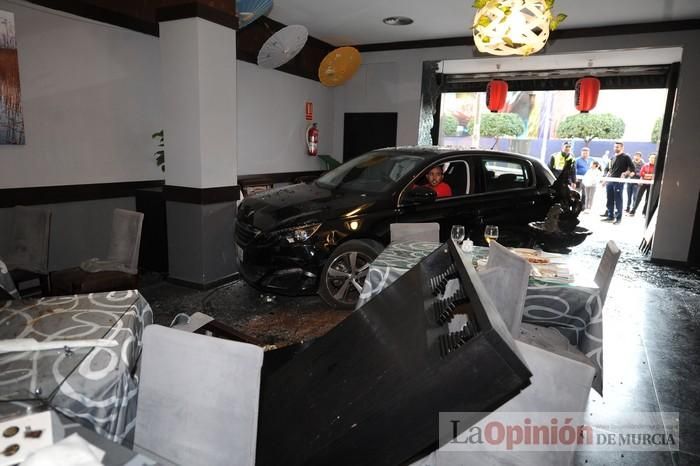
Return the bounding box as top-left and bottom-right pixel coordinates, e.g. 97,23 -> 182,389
21,433 -> 105,466
0,338 -> 118,354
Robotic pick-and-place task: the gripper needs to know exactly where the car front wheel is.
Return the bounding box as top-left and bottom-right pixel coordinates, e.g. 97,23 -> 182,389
318,239 -> 384,310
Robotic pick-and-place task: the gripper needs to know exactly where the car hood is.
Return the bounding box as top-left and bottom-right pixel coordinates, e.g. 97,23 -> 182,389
237,183 -> 382,231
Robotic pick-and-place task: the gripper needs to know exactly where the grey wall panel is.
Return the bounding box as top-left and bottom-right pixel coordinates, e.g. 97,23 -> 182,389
166,201 -> 236,286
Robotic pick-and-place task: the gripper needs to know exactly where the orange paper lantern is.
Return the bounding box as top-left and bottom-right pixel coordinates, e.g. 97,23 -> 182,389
318,47 -> 362,87
575,77 -> 601,113
486,80 -> 508,112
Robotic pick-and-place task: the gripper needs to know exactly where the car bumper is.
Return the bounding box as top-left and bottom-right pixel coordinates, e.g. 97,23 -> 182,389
235,231 -> 331,296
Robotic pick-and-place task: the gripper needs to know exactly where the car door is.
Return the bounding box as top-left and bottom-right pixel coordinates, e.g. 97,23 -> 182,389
395,156 -> 482,242
473,155 -> 541,246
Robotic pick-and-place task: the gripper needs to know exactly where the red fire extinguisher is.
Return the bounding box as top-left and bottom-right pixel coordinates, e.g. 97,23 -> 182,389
306,122 -> 319,156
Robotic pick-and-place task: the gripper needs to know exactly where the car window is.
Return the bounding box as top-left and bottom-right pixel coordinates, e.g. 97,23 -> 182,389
482,158 -> 531,192
316,152 -> 424,193
440,160 -> 471,196
401,158 -> 472,204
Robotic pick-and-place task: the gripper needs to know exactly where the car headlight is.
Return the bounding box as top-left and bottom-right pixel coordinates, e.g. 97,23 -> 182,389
274,223 -> 322,243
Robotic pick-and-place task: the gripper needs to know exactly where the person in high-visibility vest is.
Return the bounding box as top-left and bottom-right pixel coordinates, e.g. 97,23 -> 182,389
549,142 -> 577,185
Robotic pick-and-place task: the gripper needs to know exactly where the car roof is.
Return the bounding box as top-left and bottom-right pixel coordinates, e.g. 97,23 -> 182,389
372,145 -> 545,166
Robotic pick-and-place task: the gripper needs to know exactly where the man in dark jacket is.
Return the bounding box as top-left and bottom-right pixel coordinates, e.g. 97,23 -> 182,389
601,142 -> 635,224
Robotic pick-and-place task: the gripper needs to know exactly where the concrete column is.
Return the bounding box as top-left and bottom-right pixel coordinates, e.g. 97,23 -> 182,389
159,16 -> 239,287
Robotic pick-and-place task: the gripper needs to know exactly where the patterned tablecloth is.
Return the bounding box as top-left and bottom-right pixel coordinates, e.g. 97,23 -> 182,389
0,290 -> 153,443
357,241 -> 603,395
0,258 -> 20,299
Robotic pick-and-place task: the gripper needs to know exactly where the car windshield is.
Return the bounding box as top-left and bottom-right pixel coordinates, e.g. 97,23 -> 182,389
316,152 -> 424,193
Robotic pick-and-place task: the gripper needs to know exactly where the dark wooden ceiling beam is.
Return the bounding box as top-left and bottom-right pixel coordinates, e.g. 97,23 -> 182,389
25,0 -> 237,36
236,16 -> 335,82
26,0 -> 159,35
355,19 -> 700,52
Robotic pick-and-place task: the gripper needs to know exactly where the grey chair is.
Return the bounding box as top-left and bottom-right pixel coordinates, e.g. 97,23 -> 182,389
135,325 -> 263,466
80,208 -> 144,275
594,240 -> 621,306
51,209 -> 144,295
389,222 -> 440,243
479,241 -> 532,336
5,206 -> 52,296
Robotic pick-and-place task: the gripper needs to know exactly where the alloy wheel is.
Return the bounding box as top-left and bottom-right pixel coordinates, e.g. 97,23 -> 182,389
324,251 -> 372,306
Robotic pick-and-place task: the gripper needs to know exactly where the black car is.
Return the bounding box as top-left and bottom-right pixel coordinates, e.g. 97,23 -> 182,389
235,146 -> 558,309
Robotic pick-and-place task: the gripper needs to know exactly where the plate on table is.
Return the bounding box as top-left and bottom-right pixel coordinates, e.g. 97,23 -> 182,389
509,248 -> 552,264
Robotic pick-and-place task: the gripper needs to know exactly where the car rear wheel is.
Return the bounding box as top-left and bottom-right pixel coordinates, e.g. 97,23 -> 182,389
318,239 -> 384,310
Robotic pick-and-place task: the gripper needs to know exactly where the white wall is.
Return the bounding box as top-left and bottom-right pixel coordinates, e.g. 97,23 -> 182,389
236,60 -> 335,175
332,32 -> 700,263
0,0 -> 163,189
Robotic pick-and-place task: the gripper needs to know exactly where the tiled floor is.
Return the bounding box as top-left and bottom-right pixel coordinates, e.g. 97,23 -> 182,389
139,204 -> 700,465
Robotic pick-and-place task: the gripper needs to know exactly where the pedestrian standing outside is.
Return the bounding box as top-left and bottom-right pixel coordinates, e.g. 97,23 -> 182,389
582,160 -> 603,212
549,142 -> 576,187
601,142 -> 635,224
575,147 -> 591,206
625,152 -> 644,213
630,153 -> 656,216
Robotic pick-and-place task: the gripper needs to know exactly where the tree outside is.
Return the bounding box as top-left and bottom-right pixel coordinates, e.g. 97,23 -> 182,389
468,113 -> 525,149
556,113 -> 625,147
442,114 -> 460,137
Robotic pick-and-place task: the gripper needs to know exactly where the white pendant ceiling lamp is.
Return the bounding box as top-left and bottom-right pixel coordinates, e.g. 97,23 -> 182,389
472,0 -> 566,56
257,25 -> 308,69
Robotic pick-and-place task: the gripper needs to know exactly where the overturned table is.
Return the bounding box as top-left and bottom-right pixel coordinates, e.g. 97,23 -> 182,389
358,241 -> 603,395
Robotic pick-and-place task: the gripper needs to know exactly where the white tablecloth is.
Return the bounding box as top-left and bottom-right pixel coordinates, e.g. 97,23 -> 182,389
0,290 -> 153,442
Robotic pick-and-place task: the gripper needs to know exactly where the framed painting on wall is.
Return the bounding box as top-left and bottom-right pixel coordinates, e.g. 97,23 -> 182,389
0,10 -> 25,145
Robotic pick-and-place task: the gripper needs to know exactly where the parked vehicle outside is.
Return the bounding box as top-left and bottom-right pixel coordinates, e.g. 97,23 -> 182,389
235,146 -> 560,309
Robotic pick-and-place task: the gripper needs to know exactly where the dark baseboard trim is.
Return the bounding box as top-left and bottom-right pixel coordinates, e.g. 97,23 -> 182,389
0,180 -> 164,208
238,170 -> 325,187
355,19 -> 700,52
156,3 -> 238,30
27,0 -> 158,36
649,257 -> 690,268
163,185 -> 240,204
167,273 -> 240,290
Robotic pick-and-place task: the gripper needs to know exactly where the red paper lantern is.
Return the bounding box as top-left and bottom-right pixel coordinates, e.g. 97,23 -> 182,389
575,77 -> 600,113
486,80 -> 508,113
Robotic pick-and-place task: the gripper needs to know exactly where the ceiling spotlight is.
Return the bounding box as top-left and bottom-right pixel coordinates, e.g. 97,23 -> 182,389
382,16 -> 413,26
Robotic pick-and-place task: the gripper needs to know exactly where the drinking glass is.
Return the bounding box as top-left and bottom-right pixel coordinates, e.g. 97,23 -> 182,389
451,225 -> 466,244
484,225 -> 499,245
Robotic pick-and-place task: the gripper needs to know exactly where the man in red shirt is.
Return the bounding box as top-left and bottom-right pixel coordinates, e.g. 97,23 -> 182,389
425,165 -> 452,198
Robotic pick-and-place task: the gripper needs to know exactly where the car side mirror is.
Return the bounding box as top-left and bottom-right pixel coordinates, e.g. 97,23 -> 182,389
403,186 -> 436,204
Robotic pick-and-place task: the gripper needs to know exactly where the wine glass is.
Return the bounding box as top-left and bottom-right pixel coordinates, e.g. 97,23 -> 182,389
451,225 -> 466,244
484,225 -> 499,245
